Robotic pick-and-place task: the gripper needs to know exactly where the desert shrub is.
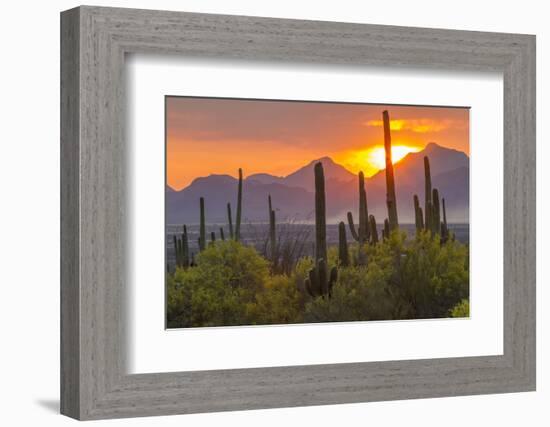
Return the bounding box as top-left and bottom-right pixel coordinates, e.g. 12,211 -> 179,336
167,229 -> 469,328
167,240 -> 269,328
449,299 -> 470,318
246,274 -> 305,325
303,230 -> 468,323
303,262 -> 400,323
291,256 -> 314,293
398,230 -> 469,318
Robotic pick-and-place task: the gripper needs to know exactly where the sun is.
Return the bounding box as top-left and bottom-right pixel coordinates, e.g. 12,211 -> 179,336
335,144 -> 422,177
367,145 -> 421,170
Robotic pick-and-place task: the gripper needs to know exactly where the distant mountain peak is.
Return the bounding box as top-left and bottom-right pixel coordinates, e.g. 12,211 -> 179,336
190,174 -> 236,186
425,141 -> 441,150
423,142 -> 468,157
311,156 -> 335,164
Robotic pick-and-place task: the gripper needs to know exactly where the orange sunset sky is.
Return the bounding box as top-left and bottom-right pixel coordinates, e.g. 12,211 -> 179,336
167,97 -> 469,191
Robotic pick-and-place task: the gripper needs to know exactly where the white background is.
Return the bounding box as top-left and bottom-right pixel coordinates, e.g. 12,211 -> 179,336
0,0 -> 547,426
128,57 -> 503,373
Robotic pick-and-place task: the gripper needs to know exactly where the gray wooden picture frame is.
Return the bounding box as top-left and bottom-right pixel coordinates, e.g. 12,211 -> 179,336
60,5 -> 536,420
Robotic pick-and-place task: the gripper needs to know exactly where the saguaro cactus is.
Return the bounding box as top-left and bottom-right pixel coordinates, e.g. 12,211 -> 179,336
382,219 -> 390,240
235,168 -> 243,241
369,215 -> 379,244
199,197 -> 206,252
424,156 -> 432,232
173,224 -> 190,268
413,194 -> 424,233
219,227 -> 225,241
181,225 -> 189,266
173,235 -> 180,267
314,163 -> 327,266
383,110 -> 399,230
338,221 -> 349,267
305,259 -> 338,298
268,195 -> 277,265
347,171 -> 370,243
304,163 -> 337,298
441,197 -> 449,242
432,188 -> 441,235
226,203 -> 234,239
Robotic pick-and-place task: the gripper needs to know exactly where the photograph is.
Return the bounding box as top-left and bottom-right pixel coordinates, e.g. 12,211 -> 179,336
165,97 -> 470,328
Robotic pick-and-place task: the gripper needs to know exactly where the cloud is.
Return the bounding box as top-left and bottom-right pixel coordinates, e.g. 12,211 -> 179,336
364,118 -> 459,133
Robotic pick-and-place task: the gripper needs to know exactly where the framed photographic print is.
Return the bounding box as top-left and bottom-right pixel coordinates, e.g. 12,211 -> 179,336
61,6 -> 536,420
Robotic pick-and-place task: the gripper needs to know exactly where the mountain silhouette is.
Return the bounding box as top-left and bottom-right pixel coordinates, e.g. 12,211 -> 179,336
167,143 -> 469,224
247,157 -> 356,192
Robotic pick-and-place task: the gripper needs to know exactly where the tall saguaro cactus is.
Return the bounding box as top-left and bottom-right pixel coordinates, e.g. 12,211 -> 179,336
424,156 -> 432,232
338,221 -> 349,267
268,195 -> 277,265
314,163 -> 327,266
383,110 -> 399,230
226,203 -> 234,239
198,197 -> 206,252
235,168 -> 243,241
304,162 -> 337,298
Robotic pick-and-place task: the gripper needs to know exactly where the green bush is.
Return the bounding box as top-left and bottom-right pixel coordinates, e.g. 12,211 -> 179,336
167,230 -> 469,328
450,299 -> 470,318
304,230 -> 468,323
246,274 -> 305,325
167,240 -> 269,328
398,231 -> 469,318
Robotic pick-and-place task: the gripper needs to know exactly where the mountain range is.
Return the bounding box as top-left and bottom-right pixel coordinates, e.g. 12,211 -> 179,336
166,142 -> 469,225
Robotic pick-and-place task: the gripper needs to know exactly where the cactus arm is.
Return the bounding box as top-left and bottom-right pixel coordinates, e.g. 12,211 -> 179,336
347,212 -> 360,241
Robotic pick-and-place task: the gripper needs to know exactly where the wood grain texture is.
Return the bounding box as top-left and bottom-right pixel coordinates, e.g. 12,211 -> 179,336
60,6 -> 536,420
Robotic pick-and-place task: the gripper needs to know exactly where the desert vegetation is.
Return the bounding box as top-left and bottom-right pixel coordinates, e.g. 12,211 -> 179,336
167,110 -> 469,328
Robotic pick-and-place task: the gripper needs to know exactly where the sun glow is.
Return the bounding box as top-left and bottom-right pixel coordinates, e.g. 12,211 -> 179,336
367,145 -> 420,170
338,144 -> 421,177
